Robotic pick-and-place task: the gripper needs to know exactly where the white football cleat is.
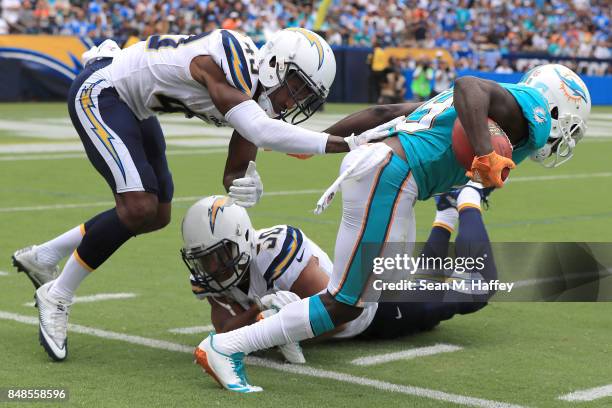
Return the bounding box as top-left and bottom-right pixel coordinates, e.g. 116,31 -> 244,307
12,245 -> 59,289
35,281 -> 71,361
194,334 -> 262,393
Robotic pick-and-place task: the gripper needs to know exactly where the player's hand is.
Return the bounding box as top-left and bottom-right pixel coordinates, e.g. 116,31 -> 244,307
344,115 -> 405,150
466,151 -> 516,188
260,290 -> 301,312
229,161 -> 263,208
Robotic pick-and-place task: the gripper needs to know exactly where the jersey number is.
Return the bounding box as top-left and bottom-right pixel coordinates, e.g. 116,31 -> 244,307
258,227 -> 284,250
146,33 -> 209,50
395,90 -> 454,134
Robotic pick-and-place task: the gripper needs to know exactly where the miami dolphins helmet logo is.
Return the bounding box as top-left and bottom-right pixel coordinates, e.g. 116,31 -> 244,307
554,67 -> 588,104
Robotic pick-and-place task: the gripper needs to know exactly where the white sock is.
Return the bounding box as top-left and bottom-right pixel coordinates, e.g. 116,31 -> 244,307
433,208 -> 458,232
37,225 -> 84,266
49,251 -> 91,301
211,297 -> 314,355
457,187 -> 481,212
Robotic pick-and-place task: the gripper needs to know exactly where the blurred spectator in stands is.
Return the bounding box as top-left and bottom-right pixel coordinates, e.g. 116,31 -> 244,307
1,0 -> 610,76
431,56 -> 456,97
495,59 -> 515,73
379,57 -> 406,104
411,57 -> 433,102
0,13 -> 7,35
1,0 -> 19,32
222,11 -> 241,31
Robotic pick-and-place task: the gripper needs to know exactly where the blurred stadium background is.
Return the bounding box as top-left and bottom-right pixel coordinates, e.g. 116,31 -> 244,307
0,0 -> 610,104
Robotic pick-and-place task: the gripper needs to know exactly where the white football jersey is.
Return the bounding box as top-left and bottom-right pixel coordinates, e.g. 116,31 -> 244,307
191,225 -> 377,339
104,29 -> 259,125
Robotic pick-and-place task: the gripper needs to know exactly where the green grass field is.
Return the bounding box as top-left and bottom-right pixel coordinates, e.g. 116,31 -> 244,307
0,103 -> 611,407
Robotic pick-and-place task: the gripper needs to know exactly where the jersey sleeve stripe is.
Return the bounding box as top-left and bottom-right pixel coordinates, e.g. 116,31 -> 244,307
263,226 -> 304,288
220,30 -> 252,94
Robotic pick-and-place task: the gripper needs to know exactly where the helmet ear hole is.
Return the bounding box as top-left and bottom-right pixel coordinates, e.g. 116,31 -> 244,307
551,106 -> 559,120
268,56 -> 276,68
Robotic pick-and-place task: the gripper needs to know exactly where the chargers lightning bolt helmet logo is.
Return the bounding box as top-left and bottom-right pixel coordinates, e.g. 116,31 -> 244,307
208,197 -> 229,234
554,67 -> 589,104
286,27 -> 324,69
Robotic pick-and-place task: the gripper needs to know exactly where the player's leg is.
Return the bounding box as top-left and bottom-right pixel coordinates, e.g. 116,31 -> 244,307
361,186 -> 491,340
195,147 -> 416,391
136,116 -> 174,233
35,67 -> 169,361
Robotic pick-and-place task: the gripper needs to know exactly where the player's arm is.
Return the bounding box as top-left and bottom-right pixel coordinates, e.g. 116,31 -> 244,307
223,130 -> 257,191
190,55 -> 349,154
323,102 -> 423,137
207,296 -> 261,333
453,76 -> 517,187
289,255 -> 329,298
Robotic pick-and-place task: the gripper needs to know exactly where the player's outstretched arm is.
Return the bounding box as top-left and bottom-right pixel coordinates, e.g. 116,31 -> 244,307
323,102 -> 423,137
190,55 -> 350,154
223,130 -> 257,191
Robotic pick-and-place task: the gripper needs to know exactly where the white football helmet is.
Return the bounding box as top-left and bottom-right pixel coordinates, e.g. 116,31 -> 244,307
181,196 -> 255,293
256,28 -> 336,124
520,64 -> 591,167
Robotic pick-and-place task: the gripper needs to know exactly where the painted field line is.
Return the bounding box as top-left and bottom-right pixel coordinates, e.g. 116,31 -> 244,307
0,271 -> 9,276
0,148 -> 228,161
168,325 -> 214,334
509,172 -> 612,183
351,344 -> 463,366
0,190 -> 323,213
513,268 -> 612,289
0,310 -> 527,408
23,293 -> 137,307
2,172 -> 611,214
558,384 -> 612,402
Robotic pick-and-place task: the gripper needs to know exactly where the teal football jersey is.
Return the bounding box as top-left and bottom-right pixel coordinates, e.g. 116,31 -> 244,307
393,83 -> 551,200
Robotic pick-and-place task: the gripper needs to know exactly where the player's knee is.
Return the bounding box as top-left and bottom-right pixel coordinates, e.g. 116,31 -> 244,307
153,204 -> 171,230
116,192 -> 158,232
319,292 -> 363,326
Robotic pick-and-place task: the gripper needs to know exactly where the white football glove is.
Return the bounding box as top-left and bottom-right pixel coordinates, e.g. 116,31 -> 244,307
344,115 -> 406,150
228,161 -> 263,208
260,290 -> 301,312
259,302 -> 306,364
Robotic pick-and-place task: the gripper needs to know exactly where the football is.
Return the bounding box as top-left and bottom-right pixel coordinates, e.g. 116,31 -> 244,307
452,118 -> 513,181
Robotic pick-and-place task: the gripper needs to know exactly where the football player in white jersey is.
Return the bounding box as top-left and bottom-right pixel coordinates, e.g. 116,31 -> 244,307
12,27 -> 415,362
181,196 -> 378,364
183,196 -> 489,379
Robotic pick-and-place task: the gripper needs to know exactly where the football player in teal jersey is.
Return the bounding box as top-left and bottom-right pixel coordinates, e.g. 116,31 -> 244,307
199,64 -> 591,392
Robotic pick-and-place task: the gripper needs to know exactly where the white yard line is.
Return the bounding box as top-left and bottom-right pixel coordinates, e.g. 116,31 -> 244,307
508,172 -> 612,183
351,344 -> 463,366
0,190 -> 323,213
23,293 -> 137,307
168,325 -> 214,334
558,384 -> 612,402
0,271 -> 9,276
0,310 -> 527,408
1,171 -> 611,214
0,148 -> 228,161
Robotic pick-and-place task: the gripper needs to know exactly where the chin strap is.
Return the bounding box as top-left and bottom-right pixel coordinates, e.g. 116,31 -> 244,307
257,85 -> 281,118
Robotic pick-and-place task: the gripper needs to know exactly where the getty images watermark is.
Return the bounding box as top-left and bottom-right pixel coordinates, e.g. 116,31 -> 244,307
370,253 -> 515,294
358,242 -> 612,302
